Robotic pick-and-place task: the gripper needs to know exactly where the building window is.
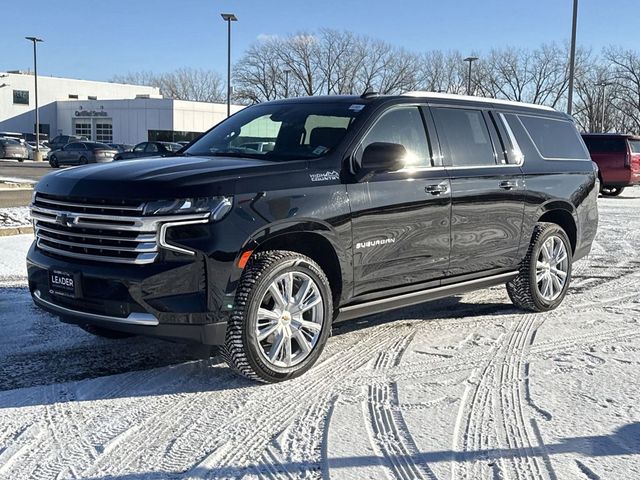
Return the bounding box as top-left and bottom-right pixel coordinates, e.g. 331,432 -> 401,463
74,121 -> 92,139
68,94 -> 79,99
13,90 -> 29,105
96,122 -> 113,143
88,95 -> 97,100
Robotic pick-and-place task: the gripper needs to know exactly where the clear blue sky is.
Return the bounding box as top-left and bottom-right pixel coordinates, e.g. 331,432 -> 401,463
2,0 -> 637,82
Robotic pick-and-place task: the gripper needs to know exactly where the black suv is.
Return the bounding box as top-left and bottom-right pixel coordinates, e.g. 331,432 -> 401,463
27,93 -> 599,382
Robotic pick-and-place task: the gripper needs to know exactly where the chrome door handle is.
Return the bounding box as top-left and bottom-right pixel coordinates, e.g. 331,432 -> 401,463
425,183 -> 448,195
499,180 -> 518,190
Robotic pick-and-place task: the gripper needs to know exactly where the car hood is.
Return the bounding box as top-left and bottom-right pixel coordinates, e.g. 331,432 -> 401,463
36,155 -> 308,200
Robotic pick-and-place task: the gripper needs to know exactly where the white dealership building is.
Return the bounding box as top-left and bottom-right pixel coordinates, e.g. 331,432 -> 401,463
0,71 -> 243,144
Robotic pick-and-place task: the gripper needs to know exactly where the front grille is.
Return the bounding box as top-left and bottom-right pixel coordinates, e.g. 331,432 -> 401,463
31,193 -> 211,265
31,193 -> 158,264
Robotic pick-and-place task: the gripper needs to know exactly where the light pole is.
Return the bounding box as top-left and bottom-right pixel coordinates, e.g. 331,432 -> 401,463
567,0 -> 579,115
596,81 -> 612,133
463,56 -> 478,96
25,36 -> 43,161
283,69 -> 291,98
220,13 -> 237,118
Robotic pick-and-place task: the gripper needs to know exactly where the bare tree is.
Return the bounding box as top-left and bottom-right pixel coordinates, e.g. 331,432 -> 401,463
112,68 -> 225,102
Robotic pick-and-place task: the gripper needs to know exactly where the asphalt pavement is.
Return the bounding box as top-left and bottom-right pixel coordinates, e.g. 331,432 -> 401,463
0,160 -> 53,182
0,160 -> 52,207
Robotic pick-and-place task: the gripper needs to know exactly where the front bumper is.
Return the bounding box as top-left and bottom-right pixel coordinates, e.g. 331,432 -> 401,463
27,243 -> 228,345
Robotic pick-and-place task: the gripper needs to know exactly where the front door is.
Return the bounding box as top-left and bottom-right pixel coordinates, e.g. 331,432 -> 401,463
348,105 -> 452,297
430,106 -> 525,277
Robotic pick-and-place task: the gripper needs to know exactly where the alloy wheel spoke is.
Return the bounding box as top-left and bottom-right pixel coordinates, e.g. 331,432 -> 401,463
258,322 -> 281,341
293,329 -> 313,354
269,332 -> 286,362
294,318 -> 322,333
269,283 -> 287,309
257,307 -> 280,322
284,332 -> 293,365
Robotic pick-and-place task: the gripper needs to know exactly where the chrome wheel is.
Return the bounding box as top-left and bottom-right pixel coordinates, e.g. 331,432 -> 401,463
255,271 -> 324,368
535,235 -> 569,301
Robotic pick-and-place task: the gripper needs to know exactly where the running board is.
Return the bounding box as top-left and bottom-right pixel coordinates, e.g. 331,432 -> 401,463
336,271 -> 519,322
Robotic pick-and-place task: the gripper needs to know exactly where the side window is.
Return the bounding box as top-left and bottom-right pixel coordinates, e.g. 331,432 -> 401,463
518,115 -> 589,160
431,107 -> 496,167
358,107 -> 431,168
629,140 -> 640,154
134,143 -> 146,152
146,143 -> 160,153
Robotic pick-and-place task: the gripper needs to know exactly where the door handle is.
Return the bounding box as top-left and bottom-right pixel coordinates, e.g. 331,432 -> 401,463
425,182 -> 448,195
499,180 -> 518,190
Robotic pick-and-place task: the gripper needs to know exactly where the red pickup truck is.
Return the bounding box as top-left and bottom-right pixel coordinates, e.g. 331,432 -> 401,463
582,133 -> 640,196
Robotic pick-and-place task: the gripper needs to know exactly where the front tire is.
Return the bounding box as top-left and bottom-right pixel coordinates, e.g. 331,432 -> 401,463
49,155 -> 59,168
601,186 -> 624,196
222,250 -> 333,383
507,222 -> 572,312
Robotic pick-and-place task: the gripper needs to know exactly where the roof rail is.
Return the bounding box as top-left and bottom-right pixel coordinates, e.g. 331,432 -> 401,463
401,91 -> 555,112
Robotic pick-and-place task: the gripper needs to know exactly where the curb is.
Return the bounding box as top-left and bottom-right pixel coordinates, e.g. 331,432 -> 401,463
0,226 -> 34,237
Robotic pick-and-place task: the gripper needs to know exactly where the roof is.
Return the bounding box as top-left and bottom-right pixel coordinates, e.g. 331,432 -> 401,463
262,92 -> 557,113
401,91 -> 556,112
581,132 -> 640,139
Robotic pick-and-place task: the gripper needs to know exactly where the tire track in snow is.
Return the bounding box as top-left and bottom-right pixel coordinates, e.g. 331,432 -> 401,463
451,315 -> 554,480
363,333 -> 438,480
187,323 -> 409,479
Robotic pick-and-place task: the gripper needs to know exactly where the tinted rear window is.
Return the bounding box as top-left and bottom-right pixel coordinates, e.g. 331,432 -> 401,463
582,137 -> 626,154
519,115 -> 588,160
432,107 -> 496,167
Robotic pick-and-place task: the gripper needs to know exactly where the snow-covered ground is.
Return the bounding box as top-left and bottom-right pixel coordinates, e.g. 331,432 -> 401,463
0,206 -> 31,229
0,191 -> 639,480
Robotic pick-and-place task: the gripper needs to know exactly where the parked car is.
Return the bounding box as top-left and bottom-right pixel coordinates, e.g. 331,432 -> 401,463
25,141 -> 51,160
48,142 -> 118,168
27,92 -> 598,383
581,133 -> 640,196
107,143 -> 134,153
48,135 -> 88,152
114,141 -> 183,160
0,138 -> 28,161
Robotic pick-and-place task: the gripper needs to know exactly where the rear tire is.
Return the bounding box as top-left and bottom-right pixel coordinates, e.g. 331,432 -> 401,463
79,156 -> 88,165
222,250 -> 333,383
507,222 -> 572,312
601,186 -> 624,196
79,324 -> 135,339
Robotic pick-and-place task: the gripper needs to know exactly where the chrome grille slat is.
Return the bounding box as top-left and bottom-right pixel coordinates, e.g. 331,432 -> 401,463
34,224 -> 156,243
36,231 -> 158,253
37,239 -> 157,265
31,193 -> 209,265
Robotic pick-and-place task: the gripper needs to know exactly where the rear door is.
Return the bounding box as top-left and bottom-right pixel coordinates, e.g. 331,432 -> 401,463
430,106 -> 525,277
348,105 -> 452,296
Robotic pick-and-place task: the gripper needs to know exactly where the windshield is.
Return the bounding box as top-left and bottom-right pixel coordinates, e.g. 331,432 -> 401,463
184,102 -> 364,161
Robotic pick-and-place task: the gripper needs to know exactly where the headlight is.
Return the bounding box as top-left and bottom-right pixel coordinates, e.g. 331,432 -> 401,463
143,196 -> 232,219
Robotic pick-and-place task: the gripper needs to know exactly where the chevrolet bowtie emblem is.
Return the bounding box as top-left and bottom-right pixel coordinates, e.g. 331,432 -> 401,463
55,213 -> 78,227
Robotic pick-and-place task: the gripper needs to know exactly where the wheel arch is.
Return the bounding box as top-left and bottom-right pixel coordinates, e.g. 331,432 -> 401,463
237,221 -> 348,308
537,203 -> 577,254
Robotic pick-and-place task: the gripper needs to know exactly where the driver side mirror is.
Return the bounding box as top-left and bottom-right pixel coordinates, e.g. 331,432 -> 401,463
356,142 -> 406,181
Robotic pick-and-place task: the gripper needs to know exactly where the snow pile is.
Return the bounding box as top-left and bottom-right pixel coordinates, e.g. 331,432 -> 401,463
0,207 -> 31,228
0,189 -> 638,479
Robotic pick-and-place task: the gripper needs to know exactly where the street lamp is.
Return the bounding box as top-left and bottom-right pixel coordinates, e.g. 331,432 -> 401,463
25,36 -> 43,160
567,0 -> 579,115
283,69 -> 291,98
596,81 -> 612,133
220,13 -> 237,118
463,56 -> 478,96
